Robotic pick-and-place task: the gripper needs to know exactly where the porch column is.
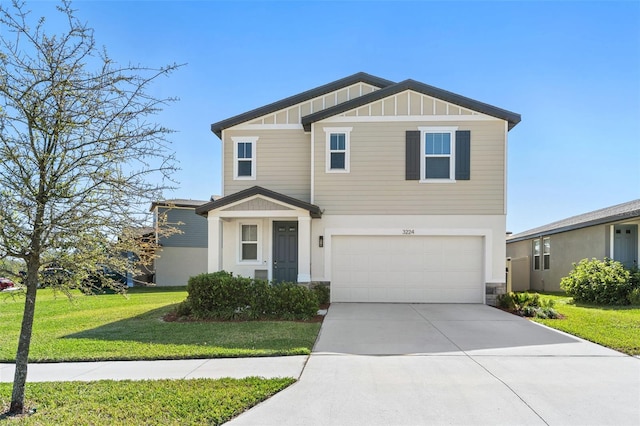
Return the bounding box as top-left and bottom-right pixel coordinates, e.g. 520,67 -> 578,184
297,215 -> 311,282
207,216 -> 221,272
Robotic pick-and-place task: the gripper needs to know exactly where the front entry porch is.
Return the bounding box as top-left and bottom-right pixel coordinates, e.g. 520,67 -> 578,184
195,186 -> 321,283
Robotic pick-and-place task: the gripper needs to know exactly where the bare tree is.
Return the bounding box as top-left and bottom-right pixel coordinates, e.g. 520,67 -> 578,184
0,0 -> 181,414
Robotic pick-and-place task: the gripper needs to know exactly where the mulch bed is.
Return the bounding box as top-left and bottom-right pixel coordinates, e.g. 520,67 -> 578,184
163,304 -> 330,324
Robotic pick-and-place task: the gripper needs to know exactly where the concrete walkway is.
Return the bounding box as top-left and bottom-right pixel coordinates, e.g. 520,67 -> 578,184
0,356 -> 307,382
227,303 -> 640,426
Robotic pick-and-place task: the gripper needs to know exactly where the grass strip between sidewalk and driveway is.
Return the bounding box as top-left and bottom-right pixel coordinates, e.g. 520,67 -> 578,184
1,377 -> 295,425
0,287 -> 321,362
533,293 -> 640,356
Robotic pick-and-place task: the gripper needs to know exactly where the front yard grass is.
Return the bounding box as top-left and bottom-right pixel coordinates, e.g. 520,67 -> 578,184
533,293 -> 640,356
0,287 -> 321,362
0,377 -> 294,425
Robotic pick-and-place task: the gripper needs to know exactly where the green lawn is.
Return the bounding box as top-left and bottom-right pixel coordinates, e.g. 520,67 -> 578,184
0,377 -> 294,425
533,293 -> 640,356
0,287 -> 321,362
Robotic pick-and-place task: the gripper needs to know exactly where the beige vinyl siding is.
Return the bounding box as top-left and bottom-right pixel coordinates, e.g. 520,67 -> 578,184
224,129 -> 311,202
507,225 -> 609,292
313,120 -> 506,215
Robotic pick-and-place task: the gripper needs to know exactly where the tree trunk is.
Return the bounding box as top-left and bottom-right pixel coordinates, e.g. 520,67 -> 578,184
9,259 -> 39,414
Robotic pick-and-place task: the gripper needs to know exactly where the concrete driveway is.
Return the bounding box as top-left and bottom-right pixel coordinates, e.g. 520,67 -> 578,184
228,303 -> 640,426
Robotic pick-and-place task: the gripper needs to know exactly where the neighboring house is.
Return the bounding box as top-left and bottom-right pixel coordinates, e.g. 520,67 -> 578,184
507,199 -> 640,292
196,72 -> 521,304
151,199 -> 209,286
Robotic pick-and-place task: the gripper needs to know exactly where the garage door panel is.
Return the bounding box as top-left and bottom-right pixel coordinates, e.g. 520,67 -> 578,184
332,235 -> 483,303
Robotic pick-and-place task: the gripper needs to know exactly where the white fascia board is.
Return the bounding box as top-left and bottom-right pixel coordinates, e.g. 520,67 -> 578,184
319,115 -> 501,124
229,124 -> 304,131
211,209 -> 309,219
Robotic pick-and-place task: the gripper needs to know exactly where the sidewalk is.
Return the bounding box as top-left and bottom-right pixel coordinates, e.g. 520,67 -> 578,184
0,356 -> 308,382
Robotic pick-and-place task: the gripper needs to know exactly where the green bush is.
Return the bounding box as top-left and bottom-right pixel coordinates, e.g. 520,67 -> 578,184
312,284 -> 330,305
497,291 -> 559,319
560,258 -> 632,305
180,272 -> 319,321
271,282 -> 319,320
628,288 -> 640,305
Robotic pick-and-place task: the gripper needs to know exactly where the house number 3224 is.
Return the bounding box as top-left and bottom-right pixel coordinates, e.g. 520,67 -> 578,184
402,229 -> 415,235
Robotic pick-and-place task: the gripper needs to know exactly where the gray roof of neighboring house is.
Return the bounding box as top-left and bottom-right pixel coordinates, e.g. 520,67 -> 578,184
210,73 -> 521,138
150,199 -> 209,211
210,72 -> 395,138
195,186 -> 322,218
508,199 -> 640,243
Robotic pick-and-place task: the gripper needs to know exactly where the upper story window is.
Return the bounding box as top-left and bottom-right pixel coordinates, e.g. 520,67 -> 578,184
543,237 -> 551,270
232,136 -> 258,180
324,127 -> 352,173
533,239 -> 541,270
419,127 -> 457,182
406,129 -> 470,182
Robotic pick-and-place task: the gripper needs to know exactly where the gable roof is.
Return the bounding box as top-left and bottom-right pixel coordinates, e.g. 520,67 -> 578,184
210,72 -> 395,138
508,199 -> 640,243
301,79 -> 521,130
195,186 -> 322,218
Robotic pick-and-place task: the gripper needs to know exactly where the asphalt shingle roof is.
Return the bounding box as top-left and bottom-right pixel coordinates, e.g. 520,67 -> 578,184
508,199 -> 640,242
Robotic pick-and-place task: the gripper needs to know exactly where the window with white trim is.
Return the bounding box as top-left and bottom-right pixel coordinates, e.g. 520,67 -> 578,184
324,127 -> 352,173
543,237 -> 550,270
240,223 -> 259,262
419,127 -> 457,181
533,239 -> 541,270
232,137 -> 258,180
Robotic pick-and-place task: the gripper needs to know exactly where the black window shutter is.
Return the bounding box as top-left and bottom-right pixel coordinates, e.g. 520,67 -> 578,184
405,130 -> 420,180
455,130 -> 471,180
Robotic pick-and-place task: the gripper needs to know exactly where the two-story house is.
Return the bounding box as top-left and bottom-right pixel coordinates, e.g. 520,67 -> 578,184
196,72 -> 520,304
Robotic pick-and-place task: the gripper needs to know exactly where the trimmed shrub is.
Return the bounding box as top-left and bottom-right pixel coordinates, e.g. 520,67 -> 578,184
560,258 -> 632,305
180,272 -> 319,321
312,284 -> 330,305
185,271 -> 254,319
271,282 -> 319,320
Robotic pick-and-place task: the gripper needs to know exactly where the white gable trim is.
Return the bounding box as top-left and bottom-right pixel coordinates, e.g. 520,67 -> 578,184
228,124 -> 304,132
217,194 -> 297,211
209,194 -> 310,219
318,114 -> 501,124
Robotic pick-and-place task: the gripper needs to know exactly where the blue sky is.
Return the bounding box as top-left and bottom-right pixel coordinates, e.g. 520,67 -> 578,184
22,1 -> 640,233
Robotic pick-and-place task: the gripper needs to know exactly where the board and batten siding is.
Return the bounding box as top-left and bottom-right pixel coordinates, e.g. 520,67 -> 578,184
224,129 -> 311,202
158,208 -> 207,248
313,120 -> 506,215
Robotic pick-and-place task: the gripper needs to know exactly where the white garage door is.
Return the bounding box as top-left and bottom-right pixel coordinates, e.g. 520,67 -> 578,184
331,235 -> 484,303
